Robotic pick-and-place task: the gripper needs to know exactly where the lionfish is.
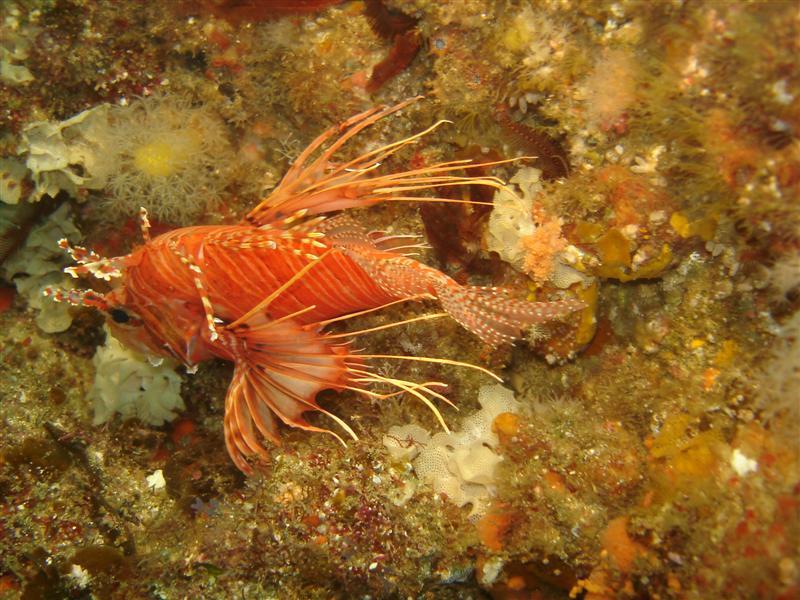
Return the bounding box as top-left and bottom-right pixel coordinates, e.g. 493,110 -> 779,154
47,99 -> 582,473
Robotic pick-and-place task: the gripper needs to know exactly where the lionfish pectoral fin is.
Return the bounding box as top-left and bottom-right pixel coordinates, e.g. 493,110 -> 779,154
222,314 -> 358,474
224,362 -> 281,474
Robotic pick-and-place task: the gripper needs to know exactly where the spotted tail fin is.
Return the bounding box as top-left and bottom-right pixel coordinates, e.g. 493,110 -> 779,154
433,282 -> 585,348
331,232 -> 585,348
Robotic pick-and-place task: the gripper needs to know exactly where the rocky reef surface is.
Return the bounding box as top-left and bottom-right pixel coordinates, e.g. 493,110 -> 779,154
1,1 -> 798,598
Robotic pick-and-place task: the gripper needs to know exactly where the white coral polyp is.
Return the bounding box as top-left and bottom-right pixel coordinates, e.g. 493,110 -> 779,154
96,95 -> 233,224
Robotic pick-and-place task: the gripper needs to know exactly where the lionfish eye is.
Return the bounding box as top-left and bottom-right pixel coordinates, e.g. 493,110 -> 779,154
110,308 -> 130,324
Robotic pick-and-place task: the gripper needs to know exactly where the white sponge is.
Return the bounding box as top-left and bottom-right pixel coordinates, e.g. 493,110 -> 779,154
0,203 -> 80,333
486,167 -> 542,270
383,424 -> 430,462
88,330 -> 184,426
478,383 -> 522,417
413,444 -> 451,483
384,384 -> 521,519
450,445 -> 503,486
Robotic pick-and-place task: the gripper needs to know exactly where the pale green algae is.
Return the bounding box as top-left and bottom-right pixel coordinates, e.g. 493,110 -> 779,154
0,0 -> 798,598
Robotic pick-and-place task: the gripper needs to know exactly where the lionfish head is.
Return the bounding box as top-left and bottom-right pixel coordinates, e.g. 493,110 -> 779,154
44,208 -> 165,357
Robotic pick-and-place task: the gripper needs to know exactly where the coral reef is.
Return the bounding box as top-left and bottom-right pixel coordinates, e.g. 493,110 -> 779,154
0,0 -> 798,598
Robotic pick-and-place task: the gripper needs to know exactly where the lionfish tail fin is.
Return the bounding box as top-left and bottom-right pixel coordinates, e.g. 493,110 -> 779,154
332,235 -> 586,349
434,281 -> 586,348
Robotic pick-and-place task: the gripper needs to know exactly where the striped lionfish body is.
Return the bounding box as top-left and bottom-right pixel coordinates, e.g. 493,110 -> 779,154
50,99 -> 583,473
